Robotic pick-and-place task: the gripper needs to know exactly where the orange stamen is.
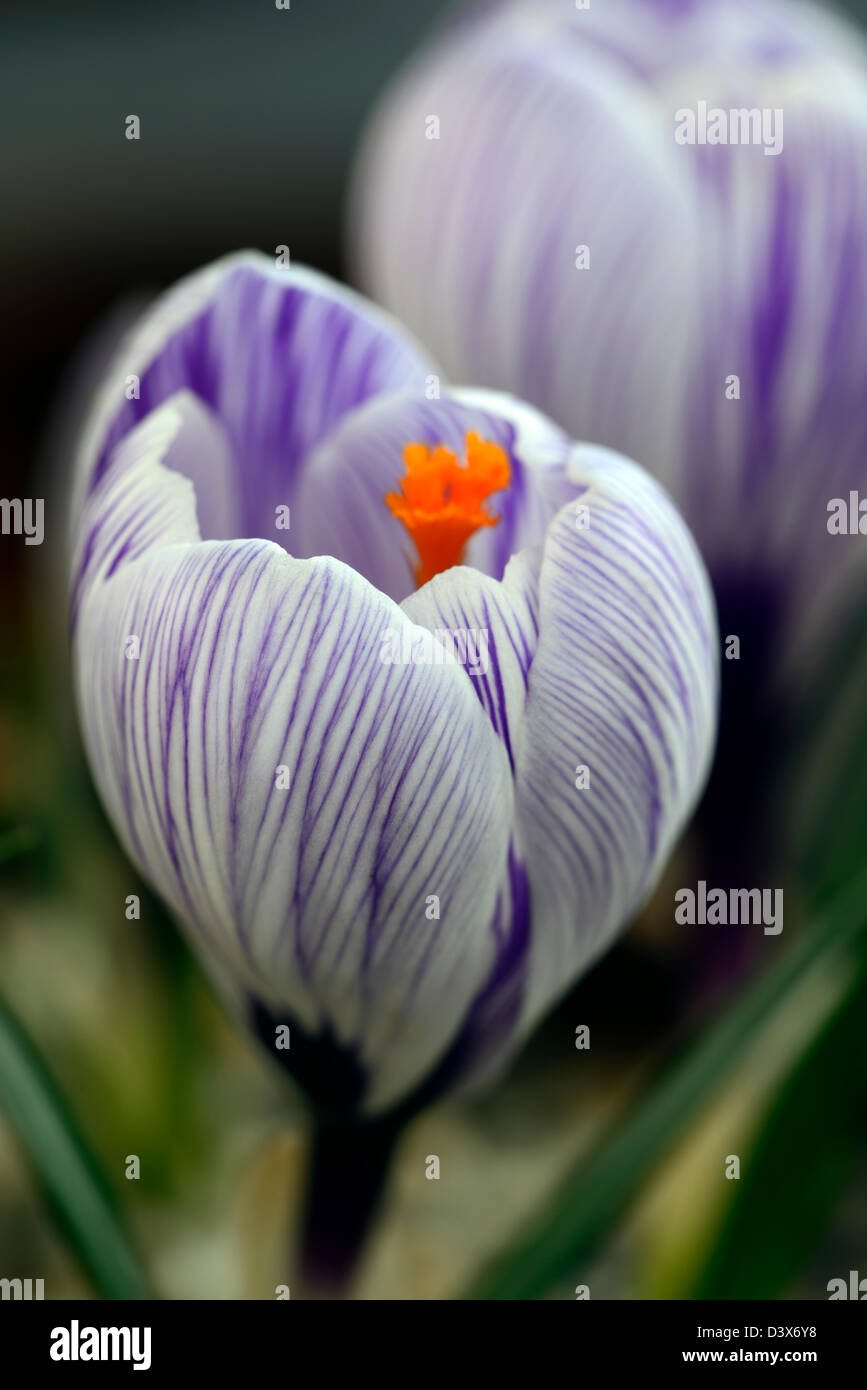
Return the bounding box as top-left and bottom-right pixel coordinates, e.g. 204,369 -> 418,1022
385,431 -> 511,587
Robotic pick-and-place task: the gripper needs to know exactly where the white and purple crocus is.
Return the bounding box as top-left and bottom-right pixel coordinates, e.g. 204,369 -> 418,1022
70,252 -> 717,1120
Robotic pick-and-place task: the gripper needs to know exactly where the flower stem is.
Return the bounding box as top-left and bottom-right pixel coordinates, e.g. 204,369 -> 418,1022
297,1115 -> 402,1298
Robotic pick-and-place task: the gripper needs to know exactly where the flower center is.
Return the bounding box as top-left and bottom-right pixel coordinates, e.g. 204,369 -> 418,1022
385,431 -> 511,586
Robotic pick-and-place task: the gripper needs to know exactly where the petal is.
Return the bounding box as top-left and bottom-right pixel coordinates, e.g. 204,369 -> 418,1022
513,444 -> 718,1029
349,2 -> 703,495
294,386 -> 575,601
72,251 -> 435,551
522,0 -> 867,81
73,400 -> 516,1115
399,557 -> 540,1092
402,442 -> 718,1069
671,71 -> 867,672
401,550 -> 540,774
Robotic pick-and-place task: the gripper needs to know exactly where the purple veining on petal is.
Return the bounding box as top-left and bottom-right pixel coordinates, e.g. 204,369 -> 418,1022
430,845 -> 532,1095
402,552 -> 541,774
248,841 -> 530,1116
83,260 -> 432,553
76,523 -> 517,1109
512,447 -> 718,1027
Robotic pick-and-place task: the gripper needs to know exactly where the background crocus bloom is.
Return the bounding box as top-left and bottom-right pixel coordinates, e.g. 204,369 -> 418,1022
70,252 -> 717,1119
350,0 -> 867,698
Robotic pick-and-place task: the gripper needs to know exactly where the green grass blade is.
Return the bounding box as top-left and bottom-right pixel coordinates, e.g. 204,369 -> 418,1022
465,870 -> 867,1300
0,994 -> 153,1299
690,964 -> 867,1298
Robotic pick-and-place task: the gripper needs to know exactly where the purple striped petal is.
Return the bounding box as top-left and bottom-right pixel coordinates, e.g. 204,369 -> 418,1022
513,444 -> 718,1030
73,399 -> 516,1114
398,444 -> 718,1066
401,551 -> 540,774
671,65 -> 867,665
72,251 -> 435,553
398,555 -> 541,1091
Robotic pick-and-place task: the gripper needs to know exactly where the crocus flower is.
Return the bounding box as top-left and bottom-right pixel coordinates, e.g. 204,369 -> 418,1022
350,0 -> 867,848
69,252 -> 717,1126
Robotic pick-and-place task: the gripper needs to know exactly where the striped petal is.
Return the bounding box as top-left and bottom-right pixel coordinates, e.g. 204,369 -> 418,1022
513,445 -> 718,1030
71,251 -> 435,553
398,555 -> 540,1091
669,58 -> 867,672
72,398 -> 516,1115
399,444 -> 719,1059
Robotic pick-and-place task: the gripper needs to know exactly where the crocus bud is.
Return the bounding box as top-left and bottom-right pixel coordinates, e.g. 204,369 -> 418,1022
70,252 -> 717,1118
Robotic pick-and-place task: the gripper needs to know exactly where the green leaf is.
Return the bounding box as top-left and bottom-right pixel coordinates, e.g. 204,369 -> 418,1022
786,606 -> 867,899
0,994 -> 153,1299
465,870 -> 867,1300
786,591 -> 867,773
689,963 -> 867,1299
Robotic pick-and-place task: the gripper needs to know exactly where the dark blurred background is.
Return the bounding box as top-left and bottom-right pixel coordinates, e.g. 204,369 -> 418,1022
1,0 -> 460,511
